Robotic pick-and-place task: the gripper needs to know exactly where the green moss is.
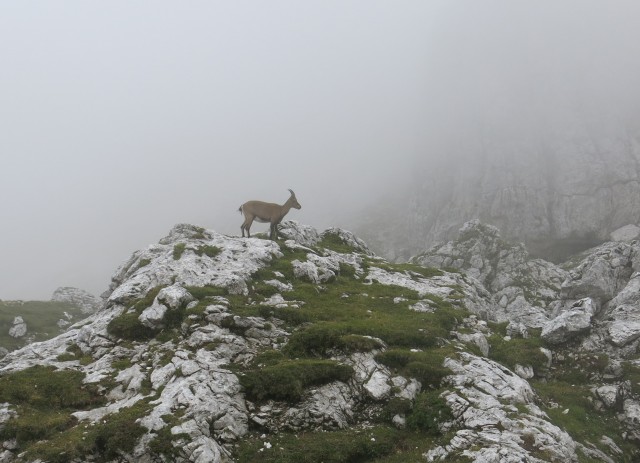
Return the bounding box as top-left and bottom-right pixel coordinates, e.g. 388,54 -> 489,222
239,359 -> 353,403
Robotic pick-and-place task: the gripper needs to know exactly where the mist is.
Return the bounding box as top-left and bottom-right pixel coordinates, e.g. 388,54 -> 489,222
2,1 -> 640,300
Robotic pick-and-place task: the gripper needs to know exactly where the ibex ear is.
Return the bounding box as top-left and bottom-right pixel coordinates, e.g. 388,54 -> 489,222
288,189 -> 295,196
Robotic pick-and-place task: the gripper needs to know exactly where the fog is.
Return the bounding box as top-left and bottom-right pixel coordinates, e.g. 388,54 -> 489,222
1,1 -> 639,300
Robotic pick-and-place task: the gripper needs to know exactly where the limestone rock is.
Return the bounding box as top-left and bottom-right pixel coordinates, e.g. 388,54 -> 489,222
611,224 -> 640,242
413,220 -> 568,328
541,298 -> 596,344
51,286 -> 102,313
8,317 -> 26,338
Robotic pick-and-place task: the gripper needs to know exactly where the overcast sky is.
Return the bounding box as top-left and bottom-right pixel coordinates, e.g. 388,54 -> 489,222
2,1 -> 639,300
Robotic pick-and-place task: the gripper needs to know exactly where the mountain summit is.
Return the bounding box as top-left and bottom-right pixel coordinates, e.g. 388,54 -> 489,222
0,221 -> 639,462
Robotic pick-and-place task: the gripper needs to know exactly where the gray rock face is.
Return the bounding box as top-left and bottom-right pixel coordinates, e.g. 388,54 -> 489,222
7,317 -> 26,338
541,298 -> 596,345
358,122 -> 640,262
51,286 -> 102,313
413,220 -> 568,328
426,353 -> 577,462
2,220 -> 640,462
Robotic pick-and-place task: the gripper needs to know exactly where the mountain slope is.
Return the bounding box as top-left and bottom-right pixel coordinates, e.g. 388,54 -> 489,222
0,221 -> 638,462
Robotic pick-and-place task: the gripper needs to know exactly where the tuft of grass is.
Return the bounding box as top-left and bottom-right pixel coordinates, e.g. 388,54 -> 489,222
194,245 -> 222,258
173,243 -> 187,260
487,334 -> 548,372
375,348 -> 454,389
0,366 -> 106,457
239,359 -> 353,403
406,389 -> 453,435
318,232 -> 359,254
284,324 -> 384,358
107,311 -> 155,342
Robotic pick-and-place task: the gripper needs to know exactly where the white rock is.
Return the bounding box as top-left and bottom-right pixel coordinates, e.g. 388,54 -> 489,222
8,317 -> 27,338
541,298 -> 595,344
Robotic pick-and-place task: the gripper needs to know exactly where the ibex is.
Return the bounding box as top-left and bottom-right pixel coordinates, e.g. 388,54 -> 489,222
239,189 -> 301,240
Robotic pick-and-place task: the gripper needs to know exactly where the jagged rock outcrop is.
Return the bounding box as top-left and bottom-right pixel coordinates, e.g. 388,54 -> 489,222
413,220 -> 568,328
1,221 -> 638,462
357,121 -> 640,263
51,286 -> 102,313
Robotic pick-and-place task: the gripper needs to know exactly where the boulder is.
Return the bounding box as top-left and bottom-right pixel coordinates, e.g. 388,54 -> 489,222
541,298 -> 595,345
8,317 -> 27,338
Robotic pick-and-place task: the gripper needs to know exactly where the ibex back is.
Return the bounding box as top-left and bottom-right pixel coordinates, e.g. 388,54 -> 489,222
239,189 -> 301,240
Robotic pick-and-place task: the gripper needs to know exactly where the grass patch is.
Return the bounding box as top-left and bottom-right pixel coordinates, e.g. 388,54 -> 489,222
375,348 -> 455,389
406,389 -> 453,435
374,262 -> 444,279
0,365 -> 106,456
24,400 -> 151,463
239,359 -> 353,403
173,243 -> 187,260
487,334 -> 548,372
235,426 -> 403,463
107,311 -> 155,342
284,325 -> 384,357
318,231 -> 359,254
194,245 -> 222,258
0,300 -> 86,351
533,381 -> 635,458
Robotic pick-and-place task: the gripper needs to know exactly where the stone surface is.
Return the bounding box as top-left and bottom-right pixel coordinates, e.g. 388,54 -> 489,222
1,221 -> 640,462
611,224 -> 640,242
7,317 -> 26,338
541,298 -> 596,344
51,286 -> 102,313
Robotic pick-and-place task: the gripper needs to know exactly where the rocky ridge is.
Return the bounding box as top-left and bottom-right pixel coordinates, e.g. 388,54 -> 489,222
51,287 -> 102,314
0,221 -> 638,462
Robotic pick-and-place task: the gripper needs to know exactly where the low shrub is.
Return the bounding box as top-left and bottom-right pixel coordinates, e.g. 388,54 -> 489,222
406,389 -> 453,435
240,359 -> 353,403
107,311 -> 155,342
